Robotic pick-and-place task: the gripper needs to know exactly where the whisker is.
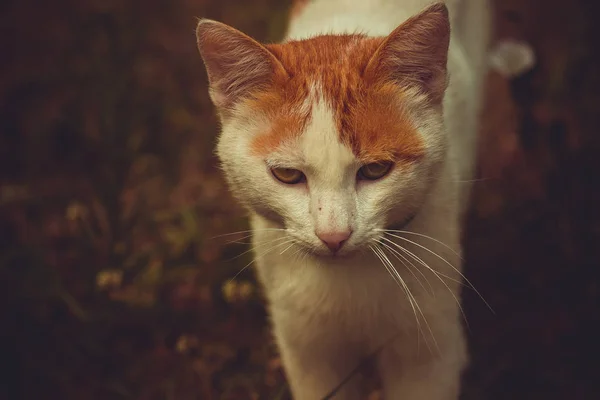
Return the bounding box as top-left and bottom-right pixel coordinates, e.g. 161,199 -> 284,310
224,236 -> 291,263
279,242 -> 296,256
299,246 -> 312,263
224,233 -> 254,245
371,245 -> 423,344
380,237 -> 465,287
373,244 -> 441,356
380,245 -> 440,355
370,245 -> 438,356
226,240 -> 252,245
369,245 -> 419,325
453,177 -> 494,183
375,228 -> 461,259
228,239 -> 296,283
376,239 -> 434,296
289,246 -> 304,260
384,233 -> 494,313
381,237 -> 470,330
208,228 -> 288,240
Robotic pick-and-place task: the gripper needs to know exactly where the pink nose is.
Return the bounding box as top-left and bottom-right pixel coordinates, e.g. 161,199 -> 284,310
316,230 -> 352,252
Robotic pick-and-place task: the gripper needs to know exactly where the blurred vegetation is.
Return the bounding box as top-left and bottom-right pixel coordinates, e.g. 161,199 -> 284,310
0,0 -> 291,398
0,0 -> 599,399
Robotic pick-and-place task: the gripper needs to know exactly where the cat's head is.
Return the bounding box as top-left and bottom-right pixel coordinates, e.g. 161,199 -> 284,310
196,3 -> 450,257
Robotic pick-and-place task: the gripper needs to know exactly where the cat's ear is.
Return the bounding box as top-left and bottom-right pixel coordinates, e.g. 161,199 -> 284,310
363,3 -> 450,103
196,19 -> 287,111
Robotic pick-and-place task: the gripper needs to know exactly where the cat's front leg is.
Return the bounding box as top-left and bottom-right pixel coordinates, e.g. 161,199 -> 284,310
272,314 -> 361,400
378,334 -> 467,400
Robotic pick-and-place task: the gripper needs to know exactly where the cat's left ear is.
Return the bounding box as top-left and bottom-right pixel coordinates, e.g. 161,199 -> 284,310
363,3 -> 450,103
196,20 -> 287,112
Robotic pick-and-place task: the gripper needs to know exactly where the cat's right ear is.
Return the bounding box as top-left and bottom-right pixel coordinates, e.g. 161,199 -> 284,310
196,20 -> 287,113
363,3 -> 450,104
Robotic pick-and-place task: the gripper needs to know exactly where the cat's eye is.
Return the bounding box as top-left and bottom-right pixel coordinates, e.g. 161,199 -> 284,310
271,167 -> 305,184
357,161 -> 393,181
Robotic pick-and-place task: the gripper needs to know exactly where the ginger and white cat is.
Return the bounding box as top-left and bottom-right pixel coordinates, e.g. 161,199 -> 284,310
196,0 -> 491,398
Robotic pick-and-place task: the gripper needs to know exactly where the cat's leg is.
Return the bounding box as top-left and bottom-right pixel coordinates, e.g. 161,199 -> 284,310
378,329 -> 467,400
272,317 -> 361,400
278,343 -> 362,400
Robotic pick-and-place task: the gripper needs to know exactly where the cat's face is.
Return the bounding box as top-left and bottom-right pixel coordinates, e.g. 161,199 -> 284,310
197,4 -> 450,257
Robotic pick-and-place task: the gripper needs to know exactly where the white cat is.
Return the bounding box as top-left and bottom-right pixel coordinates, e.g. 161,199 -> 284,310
196,1 -> 491,398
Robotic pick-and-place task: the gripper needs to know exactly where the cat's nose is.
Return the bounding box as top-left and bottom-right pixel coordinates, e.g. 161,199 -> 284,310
316,230 -> 352,253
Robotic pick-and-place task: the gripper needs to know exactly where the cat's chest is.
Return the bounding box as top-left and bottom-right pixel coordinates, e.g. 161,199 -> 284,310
256,252 -> 420,325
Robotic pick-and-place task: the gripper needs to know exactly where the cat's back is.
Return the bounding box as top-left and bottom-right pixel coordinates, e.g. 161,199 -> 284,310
288,0 -> 465,40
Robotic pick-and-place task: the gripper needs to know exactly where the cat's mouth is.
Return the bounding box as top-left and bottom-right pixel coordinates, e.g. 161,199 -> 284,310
316,248 -> 359,259
309,236 -> 373,259
291,237 -> 361,259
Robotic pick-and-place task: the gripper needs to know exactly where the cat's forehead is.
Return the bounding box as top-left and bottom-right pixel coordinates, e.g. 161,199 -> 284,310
267,35 -> 381,78
248,35 -> 425,164
299,92 -> 356,182
250,83 -> 355,173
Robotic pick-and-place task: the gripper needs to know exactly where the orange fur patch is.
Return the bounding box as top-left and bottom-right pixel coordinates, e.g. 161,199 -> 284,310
342,83 -> 424,163
248,35 -> 425,162
248,89 -> 310,155
246,69 -> 311,156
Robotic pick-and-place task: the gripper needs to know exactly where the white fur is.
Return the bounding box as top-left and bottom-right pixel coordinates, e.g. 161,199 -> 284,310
212,1 -> 491,398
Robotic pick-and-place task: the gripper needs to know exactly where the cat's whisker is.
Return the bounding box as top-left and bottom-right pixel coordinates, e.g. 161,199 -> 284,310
227,240 -> 252,245
369,245 -> 420,331
374,245 -> 440,356
376,239 -> 434,296
294,248 -> 310,264
379,245 -> 440,357
380,237 -> 465,287
225,235 -> 291,263
373,242 -> 432,355
375,228 -> 461,259
370,245 -> 439,356
208,228 -> 288,240
299,247 -> 312,263
384,232 -> 494,313
228,238 -> 296,283
452,177 -> 494,183
230,237 -> 293,247
226,229 -> 300,246
289,246 -> 304,260
381,237 -> 470,330
279,242 -> 297,256
224,233 -> 255,245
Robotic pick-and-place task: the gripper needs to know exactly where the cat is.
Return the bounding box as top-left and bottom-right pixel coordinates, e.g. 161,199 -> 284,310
195,0 -> 491,398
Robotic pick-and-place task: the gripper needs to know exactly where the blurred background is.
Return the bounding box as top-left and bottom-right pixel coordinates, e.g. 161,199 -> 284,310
0,0 -> 599,399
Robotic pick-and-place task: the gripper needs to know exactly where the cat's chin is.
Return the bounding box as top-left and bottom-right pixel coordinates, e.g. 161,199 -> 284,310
308,247 -> 362,261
